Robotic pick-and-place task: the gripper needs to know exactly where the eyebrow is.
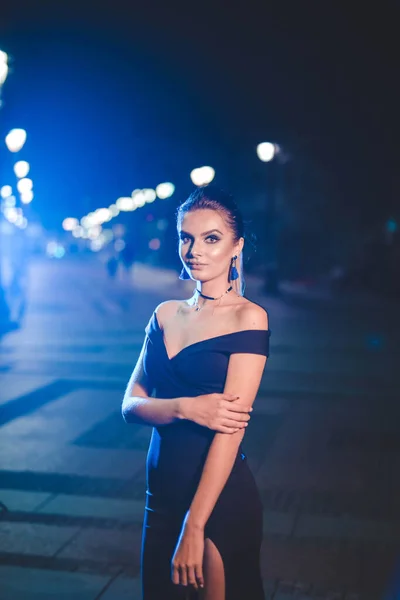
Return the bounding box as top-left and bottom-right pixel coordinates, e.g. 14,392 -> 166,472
180,229 -> 224,236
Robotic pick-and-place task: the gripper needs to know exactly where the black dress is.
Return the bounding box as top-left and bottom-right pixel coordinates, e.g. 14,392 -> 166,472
140,310 -> 270,599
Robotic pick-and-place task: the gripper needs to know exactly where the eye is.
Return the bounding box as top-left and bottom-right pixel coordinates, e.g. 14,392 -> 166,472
180,235 -> 190,243
206,235 -> 220,243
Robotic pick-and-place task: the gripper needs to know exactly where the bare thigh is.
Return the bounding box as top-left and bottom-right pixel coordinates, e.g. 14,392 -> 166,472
200,537 -> 225,600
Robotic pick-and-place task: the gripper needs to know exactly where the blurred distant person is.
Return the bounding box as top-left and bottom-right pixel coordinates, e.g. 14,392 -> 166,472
120,239 -> 136,279
122,185 -> 270,599
106,254 -> 118,279
7,229 -> 29,327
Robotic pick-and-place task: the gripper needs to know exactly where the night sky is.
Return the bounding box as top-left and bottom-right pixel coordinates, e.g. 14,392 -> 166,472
1,1 -> 399,232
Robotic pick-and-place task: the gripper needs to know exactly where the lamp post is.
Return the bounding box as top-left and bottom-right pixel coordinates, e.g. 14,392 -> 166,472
0,50 -> 10,329
256,141 -> 282,295
0,125 -> 28,332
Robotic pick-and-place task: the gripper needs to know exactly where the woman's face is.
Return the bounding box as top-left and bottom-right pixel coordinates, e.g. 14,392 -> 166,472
178,209 -> 243,281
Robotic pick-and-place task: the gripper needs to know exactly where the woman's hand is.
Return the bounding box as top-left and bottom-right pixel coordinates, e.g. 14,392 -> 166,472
171,516 -> 205,591
180,393 -> 252,433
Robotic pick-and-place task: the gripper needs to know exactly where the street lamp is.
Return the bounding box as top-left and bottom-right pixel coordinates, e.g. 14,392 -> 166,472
156,182 -> 175,199
0,50 -> 8,86
14,160 -> 30,178
1,185 -> 12,198
256,142 -> 277,163
256,141 -> 283,294
190,166 -> 215,186
5,129 -> 27,153
16,177 -> 33,194
20,190 -> 34,204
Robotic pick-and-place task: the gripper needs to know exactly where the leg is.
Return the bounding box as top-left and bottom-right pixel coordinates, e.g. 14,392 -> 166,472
202,537 -> 225,600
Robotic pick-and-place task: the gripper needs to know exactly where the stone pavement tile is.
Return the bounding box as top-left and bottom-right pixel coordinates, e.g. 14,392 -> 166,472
6,348 -> 138,366
0,522 -> 79,556
10,358 -> 132,380
98,574 -> 142,599
256,450 -> 371,493
27,445 -> 147,480
0,390 -> 121,445
0,440 -> 58,472
0,380 -> 77,427
0,565 -> 110,600
261,539 -> 361,588
294,514 -> 400,542
74,411 -> 152,451
263,510 -> 296,536
57,527 -> 141,567
0,375 -> 57,407
38,494 -> 145,521
0,469 -> 139,500
261,539 -> 399,595
0,489 -> 53,512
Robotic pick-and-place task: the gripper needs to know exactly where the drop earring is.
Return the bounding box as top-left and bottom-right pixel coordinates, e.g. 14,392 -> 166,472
230,255 -> 239,281
179,267 -> 191,280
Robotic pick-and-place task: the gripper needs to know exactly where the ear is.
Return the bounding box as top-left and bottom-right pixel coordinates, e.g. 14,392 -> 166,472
236,237 -> 244,255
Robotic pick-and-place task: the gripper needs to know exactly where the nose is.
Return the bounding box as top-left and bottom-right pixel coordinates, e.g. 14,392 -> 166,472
187,240 -> 202,258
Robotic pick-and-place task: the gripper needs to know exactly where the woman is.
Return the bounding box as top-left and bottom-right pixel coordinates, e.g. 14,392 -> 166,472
122,185 -> 270,599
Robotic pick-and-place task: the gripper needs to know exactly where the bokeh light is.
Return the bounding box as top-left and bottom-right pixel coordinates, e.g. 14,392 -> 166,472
116,196 -> 136,211
62,218 -> 79,231
46,242 -> 65,259
132,190 -> 146,208
87,225 -> 102,239
1,185 -> 12,198
20,190 -> 34,204
3,195 -> 16,208
5,128 -> 27,153
72,226 -> 84,238
190,166 -> 215,186
114,239 -> 126,252
143,188 -> 157,203
149,238 -> 161,250
93,208 -> 112,224
256,142 -> 276,162
0,50 -> 8,85
109,204 -> 120,217
16,177 -> 33,194
4,207 -> 18,223
14,160 -> 30,178
156,182 -> 175,199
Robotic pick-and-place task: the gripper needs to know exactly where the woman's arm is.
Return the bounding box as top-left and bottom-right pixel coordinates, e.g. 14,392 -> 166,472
185,305 -> 269,529
122,337 -> 187,426
123,303 -> 253,430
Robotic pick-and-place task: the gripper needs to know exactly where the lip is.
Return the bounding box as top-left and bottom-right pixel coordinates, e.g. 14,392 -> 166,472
187,263 -> 207,269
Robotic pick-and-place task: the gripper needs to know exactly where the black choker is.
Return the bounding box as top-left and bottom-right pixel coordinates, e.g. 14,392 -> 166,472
196,286 -> 233,301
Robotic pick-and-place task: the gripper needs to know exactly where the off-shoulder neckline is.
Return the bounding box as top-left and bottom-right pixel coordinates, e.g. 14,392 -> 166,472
153,311 -> 270,362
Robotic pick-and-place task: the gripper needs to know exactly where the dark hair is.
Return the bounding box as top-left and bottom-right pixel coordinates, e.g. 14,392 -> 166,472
176,185 -> 244,243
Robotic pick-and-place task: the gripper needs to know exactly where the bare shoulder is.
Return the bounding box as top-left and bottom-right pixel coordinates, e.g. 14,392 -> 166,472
154,299 -> 184,328
237,300 -> 269,331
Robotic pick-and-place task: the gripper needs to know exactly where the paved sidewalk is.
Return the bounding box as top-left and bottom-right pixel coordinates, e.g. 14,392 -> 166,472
0,257 -> 399,599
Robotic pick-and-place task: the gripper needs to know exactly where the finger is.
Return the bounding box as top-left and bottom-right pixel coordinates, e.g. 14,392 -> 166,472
219,426 -> 241,434
225,412 -> 250,422
171,565 -> 180,585
223,418 -> 248,428
195,564 -> 204,590
187,566 -> 198,589
223,411 -> 250,423
180,565 -> 188,586
224,402 -> 252,413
